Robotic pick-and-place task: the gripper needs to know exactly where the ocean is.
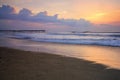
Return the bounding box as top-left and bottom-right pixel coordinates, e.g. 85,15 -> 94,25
6,32 -> 120,47
0,31 -> 120,69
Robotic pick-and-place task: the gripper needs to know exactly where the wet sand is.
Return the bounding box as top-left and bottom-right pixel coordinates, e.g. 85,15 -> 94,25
0,47 -> 120,80
0,38 -> 120,69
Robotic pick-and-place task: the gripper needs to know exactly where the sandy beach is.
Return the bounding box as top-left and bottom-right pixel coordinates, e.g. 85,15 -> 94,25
0,1 -> 120,80
0,37 -> 120,69
0,47 -> 120,80
0,37 -> 120,80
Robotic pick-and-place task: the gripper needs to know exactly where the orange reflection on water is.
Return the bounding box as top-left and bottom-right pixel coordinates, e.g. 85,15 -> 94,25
1,38 -> 120,69
43,44 -> 120,69
75,46 -> 120,69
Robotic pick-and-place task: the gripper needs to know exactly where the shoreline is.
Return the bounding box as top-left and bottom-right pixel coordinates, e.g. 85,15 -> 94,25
27,38 -> 120,47
0,47 -> 120,80
0,37 -> 120,70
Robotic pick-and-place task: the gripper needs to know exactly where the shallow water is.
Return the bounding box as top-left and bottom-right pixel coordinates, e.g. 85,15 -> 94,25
0,37 -> 120,69
4,32 -> 120,47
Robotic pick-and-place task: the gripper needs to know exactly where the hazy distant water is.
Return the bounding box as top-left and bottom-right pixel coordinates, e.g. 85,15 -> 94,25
4,32 -> 120,47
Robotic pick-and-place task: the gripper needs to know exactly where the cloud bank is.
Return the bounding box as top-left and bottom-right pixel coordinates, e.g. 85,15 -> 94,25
0,5 -> 92,27
0,5 -> 119,32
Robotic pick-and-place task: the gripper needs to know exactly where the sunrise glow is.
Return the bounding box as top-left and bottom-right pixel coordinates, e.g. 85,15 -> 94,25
0,0 -> 120,32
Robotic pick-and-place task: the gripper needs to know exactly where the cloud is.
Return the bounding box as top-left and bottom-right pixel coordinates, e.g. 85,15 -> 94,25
0,5 -> 16,19
59,18 -> 92,27
17,8 -> 33,21
33,11 -> 58,22
0,5 -> 92,28
19,8 -> 32,16
0,5 -> 15,14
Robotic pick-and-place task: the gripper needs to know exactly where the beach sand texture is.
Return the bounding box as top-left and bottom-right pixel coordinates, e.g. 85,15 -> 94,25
0,47 -> 120,80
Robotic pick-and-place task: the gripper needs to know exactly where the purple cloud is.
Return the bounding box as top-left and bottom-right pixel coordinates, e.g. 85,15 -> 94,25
19,8 -> 32,16
0,5 -> 16,19
17,8 -> 33,21
33,11 -> 58,22
59,18 -> 92,27
0,5 -> 15,14
0,5 -> 92,27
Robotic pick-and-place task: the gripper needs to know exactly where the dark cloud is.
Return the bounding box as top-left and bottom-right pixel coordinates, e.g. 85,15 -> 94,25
33,11 -> 58,22
19,8 -> 32,16
0,5 -> 16,19
0,5 -> 15,14
0,5 -> 92,27
17,8 -> 32,21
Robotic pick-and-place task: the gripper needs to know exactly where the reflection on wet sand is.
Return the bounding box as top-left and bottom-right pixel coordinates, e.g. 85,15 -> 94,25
0,38 -> 120,69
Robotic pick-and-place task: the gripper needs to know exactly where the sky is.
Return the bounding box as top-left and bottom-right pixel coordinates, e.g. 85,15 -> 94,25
0,0 -> 120,32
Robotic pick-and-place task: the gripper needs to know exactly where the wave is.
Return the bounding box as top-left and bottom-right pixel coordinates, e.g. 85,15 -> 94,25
9,32 -> 120,47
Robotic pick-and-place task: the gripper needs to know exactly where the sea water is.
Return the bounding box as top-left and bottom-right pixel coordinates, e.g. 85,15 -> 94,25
0,31 -> 120,69
8,32 -> 120,47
